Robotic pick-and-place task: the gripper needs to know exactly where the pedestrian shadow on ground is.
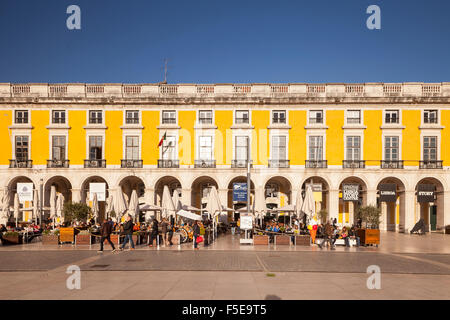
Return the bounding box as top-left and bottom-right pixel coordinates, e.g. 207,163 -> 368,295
264,295 -> 281,300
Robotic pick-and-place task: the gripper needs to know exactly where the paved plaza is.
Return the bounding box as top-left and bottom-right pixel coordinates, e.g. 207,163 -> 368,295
0,232 -> 449,300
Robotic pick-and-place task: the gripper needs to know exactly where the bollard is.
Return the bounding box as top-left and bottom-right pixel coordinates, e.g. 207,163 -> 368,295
157,233 -> 160,250
178,233 -> 181,251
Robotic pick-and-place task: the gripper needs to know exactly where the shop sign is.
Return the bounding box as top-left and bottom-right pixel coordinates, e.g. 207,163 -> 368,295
240,215 -> 253,230
17,183 -> 33,202
379,184 -> 396,202
343,184 -> 359,201
233,183 -> 247,202
417,184 -> 435,203
89,183 -> 106,201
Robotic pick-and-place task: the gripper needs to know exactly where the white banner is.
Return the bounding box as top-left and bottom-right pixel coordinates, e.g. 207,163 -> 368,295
240,215 -> 253,230
17,183 -> 33,202
89,183 -> 106,201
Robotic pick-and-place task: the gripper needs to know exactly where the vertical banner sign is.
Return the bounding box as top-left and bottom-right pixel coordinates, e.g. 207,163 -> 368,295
343,184 -> 359,201
379,184 -> 396,202
417,184 -> 435,203
17,183 -> 33,202
233,183 -> 248,202
89,183 -> 106,201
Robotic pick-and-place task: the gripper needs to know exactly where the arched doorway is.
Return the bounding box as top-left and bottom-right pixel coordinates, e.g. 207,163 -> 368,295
377,177 -> 405,232
415,177 -> 444,232
118,176 -> 145,202
81,176 -> 109,222
301,176 -> 329,222
338,176 -> 367,226
227,176 -> 255,222
44,176 -> 72,221
154,176 -> 182,206
264,176 -> 292,210
191,176 -> 219,211
7,176 -> 35,224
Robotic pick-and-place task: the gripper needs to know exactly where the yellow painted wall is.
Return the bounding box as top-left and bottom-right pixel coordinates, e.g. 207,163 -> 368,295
326,110 -> 344,166
105,111 -> 122,165
215,110 -> 233,165
0,110 -> 12,165
252,110 -> 269,165
142,111 -> 160,165
31,110 -> 49,165
441,110 -> 450,166
68,110 -> 86,165
178,111 -> 195,165
402,110 -> 421,164
288,110 -> 306,165
364,110 -> 382,162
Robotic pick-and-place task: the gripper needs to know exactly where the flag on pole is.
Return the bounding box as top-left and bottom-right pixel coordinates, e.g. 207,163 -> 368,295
158,132 -> 167,147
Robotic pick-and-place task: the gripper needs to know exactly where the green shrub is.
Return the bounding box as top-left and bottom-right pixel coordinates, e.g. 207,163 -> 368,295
358,205 -> 381,229
63,202 -> 91,224
3,231 -> 19,237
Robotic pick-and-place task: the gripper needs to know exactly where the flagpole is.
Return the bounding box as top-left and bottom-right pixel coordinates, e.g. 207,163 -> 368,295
246,136 -> 251,242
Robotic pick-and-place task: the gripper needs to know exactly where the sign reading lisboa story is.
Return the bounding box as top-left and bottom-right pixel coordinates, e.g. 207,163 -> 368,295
342,184 -> 359,201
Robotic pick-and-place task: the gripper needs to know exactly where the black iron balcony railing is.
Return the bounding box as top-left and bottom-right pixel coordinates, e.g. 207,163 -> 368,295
194,160 -> 216,168
9,159 -> 32,168
380,160 -> 404,169
47,159 -> 69,168
268,159 -> 290,168
305,160 -> 327,168
84,159 -> 106,168
231,160 -> 253,168
125,118 -> 139,124
158,159 -> 180,168
121,159 -> 143,168
272,117 -> 286,124
419,160 -> 443,169
342,160 -> 365,169
161,118 -> 176,124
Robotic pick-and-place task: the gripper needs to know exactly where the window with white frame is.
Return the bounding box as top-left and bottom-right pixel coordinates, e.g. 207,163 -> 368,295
272,136 -> 286,160
15,110 -> 29,124
198,136 -> 213,160
52,136 -> 66,160
424,110 -> 438,124
272,110 -> 286,124
52,110 -> 66,124
235,110 -> 249,124
161,136 -> 176,159
15,136 -> 29,161
125,110 -> 139,124
346,136 -> 361,160
309,110 -> 323,124
89,136 -> 103,160
199,110 -> 213,124
235,136 -> 249,160
385,110 -> 399,124
384,136 -> 399,160
125,136 -> 139,160
308,136 -> 323,160
423,136 -> 437,161
347,110 -> 361,124
89,110 -> 103,124
162,111 -> 176,124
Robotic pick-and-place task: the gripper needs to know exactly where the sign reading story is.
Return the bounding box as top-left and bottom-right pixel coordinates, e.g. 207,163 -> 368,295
342,184 -> 359,201
89,183 -> 106,201
240,215 -> 253,230
233,183 -> 248,202
417,184 -> 436,203
379,184 -> 397,202
17,183 -> 33,202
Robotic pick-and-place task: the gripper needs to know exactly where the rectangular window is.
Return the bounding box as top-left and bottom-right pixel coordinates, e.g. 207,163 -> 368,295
309,136 -> 323,160
89,136 -> 103,160
15,136 -> 29,161
272,110 -> 286,124
424,110 -> 438,124
199,110 -> 213,124
384,136 -> 399,161
15,110 -> 29,124
52,136 -> 66,160
125,110 -> 139,124
125,136 -> 139,160
162,111 -> 176,124
199,136 -> 213,160
52,110 -> 66,124
346,136 -> 361,160
235,110 -> 249,124
89,110 -> 103,124
423,136 -> 437,161
235,136 -> 249,160
347,110 -> 361,124
272,136 -> 286,160
309,110 -> 323,124
385,110 -> 399,124
162,136 -> 176,159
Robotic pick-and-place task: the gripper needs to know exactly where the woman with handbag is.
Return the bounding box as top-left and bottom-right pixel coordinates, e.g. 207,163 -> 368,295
193,221 -> 201,250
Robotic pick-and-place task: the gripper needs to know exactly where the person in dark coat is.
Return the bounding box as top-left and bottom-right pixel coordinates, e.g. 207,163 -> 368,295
318,221 -> 335,250
193,220 -> 201,250
119,214 -> 135,251
161,218 -> 168,245
98,219 -> 116,253
148,218 -> 159,247
167,220 -> 174,246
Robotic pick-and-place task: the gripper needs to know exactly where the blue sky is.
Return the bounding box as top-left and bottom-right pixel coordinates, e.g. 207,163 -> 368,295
0,0 -> 449,83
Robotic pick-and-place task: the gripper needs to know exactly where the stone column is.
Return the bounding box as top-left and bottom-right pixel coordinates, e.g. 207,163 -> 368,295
380,201 -> 387,231
144,188 -> 155,205
181,188 -> 191,207
403,190 -> 416,233
348,201 -> 354,226
328,189 -> 339,223
442,191 -> 450,229
71,188 -> 81,203
255,187 -> 266,213
366,189 -> 378,207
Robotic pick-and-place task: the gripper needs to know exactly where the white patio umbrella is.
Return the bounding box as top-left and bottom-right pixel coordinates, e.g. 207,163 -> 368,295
32,189 -> 39,223
127,190 -> 139,221
181,204 -> 201,212
113,188 -> 128,221
161,185 -> 175,219
301,185 -> 315,222
176,209 -> 202,221
206,186 -> 221,217
0,189 -> 10,225
91,192 -> 99,222
105,194 -> 113,219
295,188 -> 304,221
13,193 -> 19,227
172,189 -> 182,211
49,185 -> 57,220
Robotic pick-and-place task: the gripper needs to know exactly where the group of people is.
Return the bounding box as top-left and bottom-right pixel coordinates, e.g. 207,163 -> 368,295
316,222 -> 360,249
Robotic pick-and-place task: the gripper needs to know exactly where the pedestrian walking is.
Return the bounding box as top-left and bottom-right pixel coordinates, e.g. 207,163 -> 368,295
119,214 -> 135,251
98,219 -> 117,253
161,218 -> 168,245
193,220 -> 201,250
148,218 -> 159,247
167,220 -> 174,246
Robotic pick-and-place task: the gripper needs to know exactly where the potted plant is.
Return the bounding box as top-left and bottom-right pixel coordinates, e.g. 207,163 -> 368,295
63,201 -> 91,224
42,229 -> 59,245
318,209 -> 328,224
357,205 -> 381,246
2,231 -> 23,245
75,229 -> 91,245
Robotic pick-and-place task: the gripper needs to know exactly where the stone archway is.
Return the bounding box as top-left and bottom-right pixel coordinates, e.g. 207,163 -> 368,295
377,177 -> 406,232
338,176 -> 368,226
264,176 -> 292,210
154,176 -> 182,206
80,176 -> 109,222
191,176 -> 219,210
415,177 -> 445,232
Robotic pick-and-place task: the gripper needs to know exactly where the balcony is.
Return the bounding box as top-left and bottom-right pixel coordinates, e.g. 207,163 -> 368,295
158,159 -> 179,168
84,159 -> 106,168
380,160 -> 404,169
47,159 -> 70,168
194,160 -> 216,168
268,160 -> 290,168
419,160 -> 443,169
9,160 -> 32,168
121,159 -> 143,168
305,160 -> 327,168
231,160 -> 253,168
342,160 -> 365,169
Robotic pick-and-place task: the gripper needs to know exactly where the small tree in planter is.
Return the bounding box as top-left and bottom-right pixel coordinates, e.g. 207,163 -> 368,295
358,205 -> 381,229
63,202 -> 91,225
318,209 -> 328,224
